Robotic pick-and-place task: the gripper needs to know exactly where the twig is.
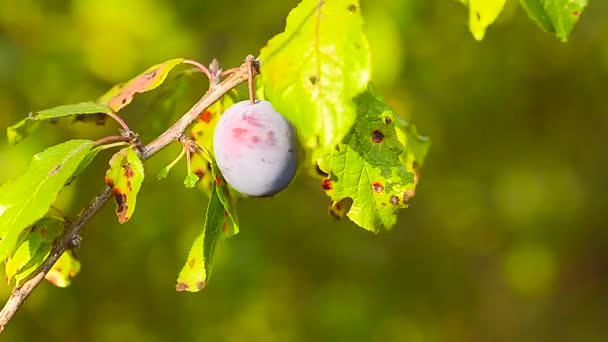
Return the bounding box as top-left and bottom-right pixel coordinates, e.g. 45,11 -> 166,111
0,56 -> 258,333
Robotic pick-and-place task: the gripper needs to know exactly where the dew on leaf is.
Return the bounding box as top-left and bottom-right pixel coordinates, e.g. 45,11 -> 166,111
372,181 -> 384,193
372,130 -> 384,143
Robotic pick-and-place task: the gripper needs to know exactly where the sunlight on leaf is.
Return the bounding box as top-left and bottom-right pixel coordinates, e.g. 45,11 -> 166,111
98,58 -> 185,112
0,140 -> 94,261
6,215 -> 64,286
520,0 -> 587,42
260,0 -> 371,151
176,183 -> 225,292
105,147 -> 145,224
318,89 -> 429,233
45,250 -> 81,288
7,103 -> 112,145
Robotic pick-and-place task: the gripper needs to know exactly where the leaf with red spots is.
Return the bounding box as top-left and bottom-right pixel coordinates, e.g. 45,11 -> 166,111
318,88 -> 429,232
520,0 -> 587,42
105,147 -> 145,224
98,58 -> 185,112
176,183 -> 225,292
45,250 -> 80,288
5,215 -> 64,286
0,139 -> 94,262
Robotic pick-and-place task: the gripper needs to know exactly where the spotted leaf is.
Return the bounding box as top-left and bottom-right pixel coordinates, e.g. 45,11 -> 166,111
98,58 -> 185,112
176,183 -> 225,292
7,102 -> 112,145
5,215 -> 64,286
520,0 -> 587,42
317,88 -> 429,233
259,0 -> 371,151
105,147 -> 145,224
45,250 -> 81,288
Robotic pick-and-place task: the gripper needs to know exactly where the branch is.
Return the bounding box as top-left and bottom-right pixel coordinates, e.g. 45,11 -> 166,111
0,56 -> 259,333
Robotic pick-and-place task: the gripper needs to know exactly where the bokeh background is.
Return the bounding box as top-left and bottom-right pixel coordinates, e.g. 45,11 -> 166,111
1,0 -> 608,341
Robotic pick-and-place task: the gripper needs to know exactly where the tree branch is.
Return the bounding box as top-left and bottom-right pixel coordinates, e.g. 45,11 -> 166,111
0,56 -> 258,333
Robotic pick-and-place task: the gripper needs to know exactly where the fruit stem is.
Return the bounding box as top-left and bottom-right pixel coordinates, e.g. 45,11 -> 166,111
246,55 -> 256,104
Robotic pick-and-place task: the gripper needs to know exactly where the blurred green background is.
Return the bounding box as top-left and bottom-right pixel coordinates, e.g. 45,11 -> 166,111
1,0 -> 608,341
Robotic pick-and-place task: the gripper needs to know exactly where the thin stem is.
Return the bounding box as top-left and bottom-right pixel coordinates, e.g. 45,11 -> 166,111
183,59 -> 214,84
105,111 -> 130,131
93,135 -> 129,147
221,68 -> 238,77
0,56 -> 258,333
166,146 -> 186,173
247,55 -> 256,104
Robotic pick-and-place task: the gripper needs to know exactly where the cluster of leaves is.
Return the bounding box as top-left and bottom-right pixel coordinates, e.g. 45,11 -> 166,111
458,0 -> 587,41
0,0 -> 586,294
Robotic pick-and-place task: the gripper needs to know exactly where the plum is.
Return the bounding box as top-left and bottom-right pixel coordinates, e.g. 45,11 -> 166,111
213,100 -> 298,197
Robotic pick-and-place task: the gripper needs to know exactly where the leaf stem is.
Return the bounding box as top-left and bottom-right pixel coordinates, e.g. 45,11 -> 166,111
105,111 -> 131,132
0,56 -> 258,334
93,135 -> 130,147
183,59 -> 214,84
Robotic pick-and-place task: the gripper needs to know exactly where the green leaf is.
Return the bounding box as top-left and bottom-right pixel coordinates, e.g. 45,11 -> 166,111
0,139 -> 94,261
318,89 -> 429,233
6,102 -> 112,145
6,215 -> 64,286
176,183 -> 225,292
259,0 -> 371,151
210,159 -> 240,237
520,0 -> 587,42
6,118 -> 40,145
98,58 -> 185,112
460,0 -> 506,41
105,147 -> 145,224
44,250 -> 81,288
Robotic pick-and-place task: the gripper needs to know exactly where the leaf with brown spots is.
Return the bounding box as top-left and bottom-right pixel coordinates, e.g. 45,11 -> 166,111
7,102 -> 112,145
45,250 -> 81,288
105,147 -> 145,224
318,88 -> 429,232
5,215 -> 64,286
176,183 -> 225,292
98,58 -> 185,112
